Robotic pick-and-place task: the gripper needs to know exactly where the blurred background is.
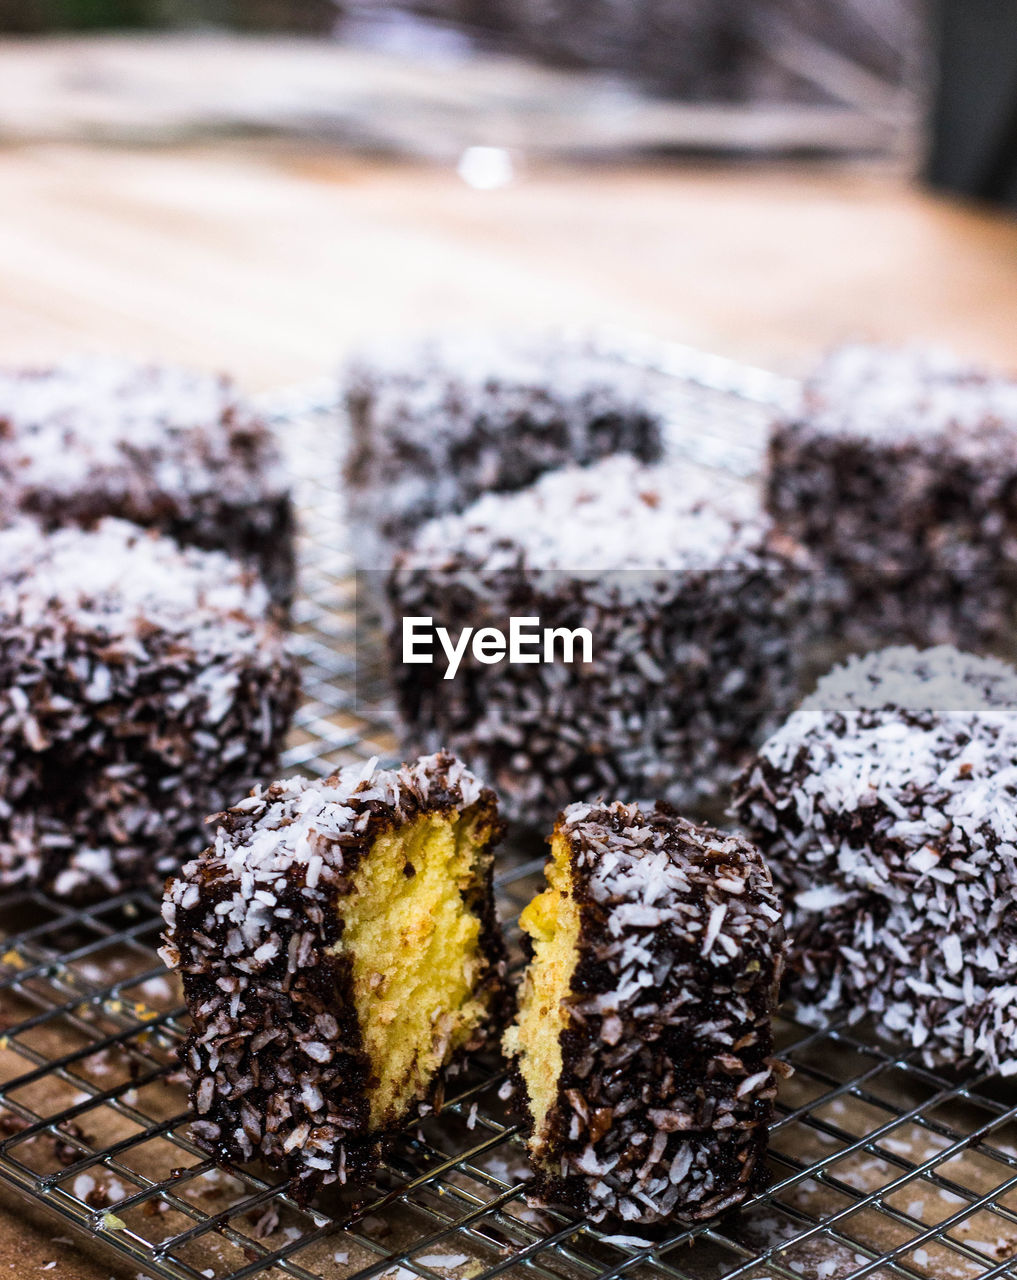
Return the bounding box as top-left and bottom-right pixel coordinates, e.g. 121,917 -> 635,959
0,0 -> 1012,390
0,0 -> 932,157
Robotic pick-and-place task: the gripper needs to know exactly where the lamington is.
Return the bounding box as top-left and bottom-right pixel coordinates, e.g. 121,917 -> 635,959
161,753 -> 510,1194
388,454 -> 813,827
343,333 -> 665,570
0,357 -> 295,606
765,342 -> 1017,651
733,644 -> 1017,1074
0,518 -> 298,899
503,800 -> 786,1224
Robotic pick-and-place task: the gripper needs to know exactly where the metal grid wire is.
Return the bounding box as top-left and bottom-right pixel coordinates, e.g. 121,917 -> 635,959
3,341 -> 1017,1280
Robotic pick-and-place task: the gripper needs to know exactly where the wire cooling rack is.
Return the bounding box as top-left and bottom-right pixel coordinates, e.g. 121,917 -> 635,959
3,340 -> 1017,1280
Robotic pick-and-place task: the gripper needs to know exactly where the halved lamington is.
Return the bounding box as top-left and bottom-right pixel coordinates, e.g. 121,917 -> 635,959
733,644 -> 1017,1074
503,801 -> 785,1224
344,333 -> 665,569
161,753 -> 510,1194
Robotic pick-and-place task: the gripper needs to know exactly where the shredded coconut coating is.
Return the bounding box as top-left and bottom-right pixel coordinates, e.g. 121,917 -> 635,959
516,800 -> 785,1225
405,454 -> 773,572
793,343 -> 1017,443
765,343 -> 1017,650
389,455 -> 814,825
0,357 -> 295,604
733,644 -> 1017,1074
0,518 -> 298,899
343,333 -> 665,569
160,752 -> 508,1196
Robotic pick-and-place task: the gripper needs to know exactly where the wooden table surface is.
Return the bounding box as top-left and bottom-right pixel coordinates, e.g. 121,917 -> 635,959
1,140 -> 1016,388
0,131 -> 1016,1280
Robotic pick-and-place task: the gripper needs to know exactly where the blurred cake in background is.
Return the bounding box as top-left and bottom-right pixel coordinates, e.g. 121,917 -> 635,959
343,333 -> 666,571
0,357 -> 295,608
766,342 -> 1017,655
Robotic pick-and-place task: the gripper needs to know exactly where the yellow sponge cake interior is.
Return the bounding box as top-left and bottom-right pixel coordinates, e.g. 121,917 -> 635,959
338,809 -> 495,1129
502,829 -> 581,1148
